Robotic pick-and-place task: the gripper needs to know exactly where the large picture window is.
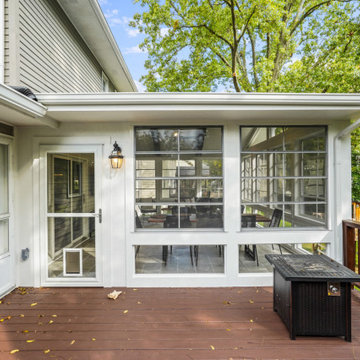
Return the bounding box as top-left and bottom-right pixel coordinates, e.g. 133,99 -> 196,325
240,126 -> 327,229
135,127 -> 223,229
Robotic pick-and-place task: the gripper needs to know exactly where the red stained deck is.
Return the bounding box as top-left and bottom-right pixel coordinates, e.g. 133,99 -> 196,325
1,287 -> 360,359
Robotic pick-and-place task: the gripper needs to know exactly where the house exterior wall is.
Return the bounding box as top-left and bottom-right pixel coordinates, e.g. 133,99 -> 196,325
4,0 -> 116,92
13,119 -> 352,288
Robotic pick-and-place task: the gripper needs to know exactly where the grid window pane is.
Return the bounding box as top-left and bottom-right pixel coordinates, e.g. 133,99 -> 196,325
240,126 -> 327,229
135,127 -> 223,230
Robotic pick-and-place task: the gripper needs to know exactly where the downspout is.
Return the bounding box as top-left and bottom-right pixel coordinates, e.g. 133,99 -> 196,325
333,118 -> 360,262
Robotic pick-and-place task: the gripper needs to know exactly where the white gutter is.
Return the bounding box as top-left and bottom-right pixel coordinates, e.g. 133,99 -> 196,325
0,84 -> 58,128
36,92 -> 360,107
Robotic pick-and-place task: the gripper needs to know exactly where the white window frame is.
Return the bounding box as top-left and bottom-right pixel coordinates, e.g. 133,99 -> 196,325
240,126 -> 328,230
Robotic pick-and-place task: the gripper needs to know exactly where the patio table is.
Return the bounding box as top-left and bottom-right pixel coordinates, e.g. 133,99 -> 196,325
265,254 -> 360,341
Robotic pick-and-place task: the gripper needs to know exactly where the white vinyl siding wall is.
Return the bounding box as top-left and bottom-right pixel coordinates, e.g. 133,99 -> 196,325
4,0 -> 103,93
4,0 -> 10,85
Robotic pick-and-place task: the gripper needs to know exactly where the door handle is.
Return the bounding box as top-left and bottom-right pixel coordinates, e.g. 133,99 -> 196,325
97,208 -> 102,224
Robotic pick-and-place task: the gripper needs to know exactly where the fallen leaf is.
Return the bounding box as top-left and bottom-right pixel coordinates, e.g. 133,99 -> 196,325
123,310 -> 128,314
256,289 -> 259,293
10,349 -> 19,354
0,318 -> 4,322
0,300 -> 2,304
70,340 -> 75,345
22,330 -> 29,333
226,328 -> 231,331
133,288 -> 138,291
51,314 -> 57,317
210,345 -> 215,350
92,337 -> 96,341
223,300 -> 231,305
30,303 -> 37,307
38,314 -> 44,318
250,319 -> 254,323
48,320 -> 54,324
19,314 -> 25,317
249,299 -> 254,304
7,316 -> 12,320
26,339 -> 35,343
137,301 -> 142,304
44,349 -> 50,354
107,290 -> 122,300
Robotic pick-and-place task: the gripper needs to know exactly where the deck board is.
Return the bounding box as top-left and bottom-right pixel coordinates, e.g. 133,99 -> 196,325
1,287 -> 360,359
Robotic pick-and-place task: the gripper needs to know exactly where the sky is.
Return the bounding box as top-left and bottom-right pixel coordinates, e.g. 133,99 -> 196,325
98,0 -> 148,92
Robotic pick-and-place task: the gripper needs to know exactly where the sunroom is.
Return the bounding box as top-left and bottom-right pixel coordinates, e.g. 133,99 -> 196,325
1,92 -> 359,290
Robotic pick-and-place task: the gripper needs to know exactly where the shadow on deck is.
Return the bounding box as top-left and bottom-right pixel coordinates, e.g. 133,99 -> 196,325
1,287 -> 360,359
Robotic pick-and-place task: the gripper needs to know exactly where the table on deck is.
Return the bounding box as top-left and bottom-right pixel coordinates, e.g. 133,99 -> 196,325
265,254 -> 360,342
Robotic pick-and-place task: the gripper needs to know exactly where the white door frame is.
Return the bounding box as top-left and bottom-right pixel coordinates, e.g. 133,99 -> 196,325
0,134 -> 15,296
39,144 -> 104,286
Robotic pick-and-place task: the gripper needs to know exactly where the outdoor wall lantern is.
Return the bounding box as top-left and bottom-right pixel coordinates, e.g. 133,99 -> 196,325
109,141 -> 124,169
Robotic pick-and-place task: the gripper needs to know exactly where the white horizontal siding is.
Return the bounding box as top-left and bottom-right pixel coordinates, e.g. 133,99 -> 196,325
17,0 -> 102,93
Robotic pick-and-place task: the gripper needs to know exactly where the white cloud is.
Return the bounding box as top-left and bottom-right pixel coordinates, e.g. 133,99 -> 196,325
125,45 -> 147,54
134,80 -> 146,92
126,28 -> 140,37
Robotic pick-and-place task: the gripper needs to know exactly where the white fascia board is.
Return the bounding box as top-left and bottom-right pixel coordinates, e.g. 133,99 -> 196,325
36,92 -> 360,108
56,0 -> 137,93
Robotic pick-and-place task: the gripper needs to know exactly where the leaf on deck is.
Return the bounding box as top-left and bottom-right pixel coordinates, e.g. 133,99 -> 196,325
26,339 -> 35,343
10,349 -> 20,354
30,303 -> 37,307
70,340 -> 75,345
44,349 -> 50,354
210,345 -> 215,350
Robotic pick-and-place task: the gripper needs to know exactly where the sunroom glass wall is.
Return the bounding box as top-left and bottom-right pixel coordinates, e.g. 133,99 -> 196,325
240,127 -> 327,229
135,127 -> 223,229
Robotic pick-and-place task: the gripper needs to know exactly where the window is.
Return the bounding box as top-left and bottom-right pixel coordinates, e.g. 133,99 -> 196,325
135,127 -> 223,229
240,127 -> 327,229
0,144 -> 9,255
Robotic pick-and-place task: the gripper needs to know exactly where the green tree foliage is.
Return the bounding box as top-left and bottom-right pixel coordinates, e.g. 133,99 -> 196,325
131,0 -> 360,198
132,0 -> 360,92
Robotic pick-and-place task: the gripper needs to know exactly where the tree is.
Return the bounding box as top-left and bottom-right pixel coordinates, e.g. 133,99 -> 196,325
132,0 -> 360,200
132,0 -> 360,92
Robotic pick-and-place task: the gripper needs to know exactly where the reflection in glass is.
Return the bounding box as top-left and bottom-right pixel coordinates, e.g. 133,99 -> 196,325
135,245 -> 224,273
136,154 -> 178,178
0,144 -> 8,214
180,127 -> 222,151
180,179 -> 223,202
136,179 -> 177,203
239,243 -> 327,273
48,217 -> 95,278
136,129 -> 178,151
179,154 -> 222,177
47,153 -> 95,213
0,219 -> 9,255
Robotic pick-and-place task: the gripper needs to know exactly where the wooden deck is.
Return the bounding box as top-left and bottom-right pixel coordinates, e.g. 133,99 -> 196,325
1,287 -> 360,359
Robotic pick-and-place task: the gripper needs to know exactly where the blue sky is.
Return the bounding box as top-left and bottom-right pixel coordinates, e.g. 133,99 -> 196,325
98,0 -> 148,92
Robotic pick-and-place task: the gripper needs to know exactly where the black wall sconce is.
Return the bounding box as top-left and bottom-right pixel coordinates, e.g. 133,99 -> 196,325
109,141 -> 124,169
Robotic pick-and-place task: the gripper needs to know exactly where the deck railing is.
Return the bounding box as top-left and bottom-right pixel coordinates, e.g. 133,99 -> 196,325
342,219 -> 360,274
